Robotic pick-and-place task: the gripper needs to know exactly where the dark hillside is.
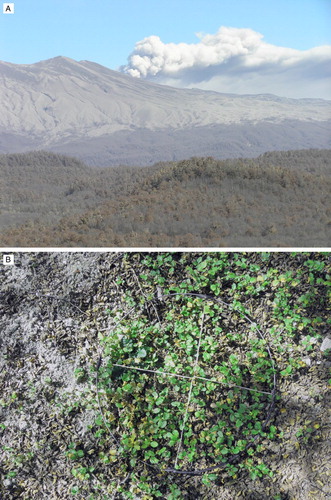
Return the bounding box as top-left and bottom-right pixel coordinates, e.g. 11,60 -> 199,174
255,148 -> 331,175
0,151 -> 94,231
1,149 -> 330,247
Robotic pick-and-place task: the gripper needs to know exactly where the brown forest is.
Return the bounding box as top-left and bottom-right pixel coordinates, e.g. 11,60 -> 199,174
0,149 -> 330,247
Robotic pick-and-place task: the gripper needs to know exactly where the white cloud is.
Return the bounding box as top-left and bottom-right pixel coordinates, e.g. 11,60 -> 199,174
121,27 -> 331,99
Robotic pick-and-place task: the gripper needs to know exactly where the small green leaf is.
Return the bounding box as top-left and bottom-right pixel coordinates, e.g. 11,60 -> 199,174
137,348 -> 147,358
123,383 -> 132,392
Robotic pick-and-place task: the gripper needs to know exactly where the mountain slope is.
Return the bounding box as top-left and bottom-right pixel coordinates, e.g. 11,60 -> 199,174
1,149 -> 330,247
1,56 -> 330,165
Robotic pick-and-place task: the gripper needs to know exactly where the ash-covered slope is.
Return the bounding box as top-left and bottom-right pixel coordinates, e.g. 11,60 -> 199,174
1,56 -> 330,165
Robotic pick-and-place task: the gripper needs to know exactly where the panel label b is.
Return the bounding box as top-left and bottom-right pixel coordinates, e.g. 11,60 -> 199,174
3,254 -> 14,265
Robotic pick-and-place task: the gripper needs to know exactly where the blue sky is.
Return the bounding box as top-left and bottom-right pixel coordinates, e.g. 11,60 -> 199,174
1,0 -> 330,98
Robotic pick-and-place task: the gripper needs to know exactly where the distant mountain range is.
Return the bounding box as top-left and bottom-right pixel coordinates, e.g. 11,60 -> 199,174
1,56 -> 330,166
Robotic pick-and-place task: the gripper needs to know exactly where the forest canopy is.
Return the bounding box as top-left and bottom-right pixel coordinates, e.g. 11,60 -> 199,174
0,149 -> 330,247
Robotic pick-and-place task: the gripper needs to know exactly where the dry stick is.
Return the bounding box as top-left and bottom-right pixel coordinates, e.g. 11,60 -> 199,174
110,473 -> 131,500
113,363 -> 192,380
33,292 -> 89,317
112,364 -> 272,396
130,266 -> 161,323
174,311 -> 205,469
